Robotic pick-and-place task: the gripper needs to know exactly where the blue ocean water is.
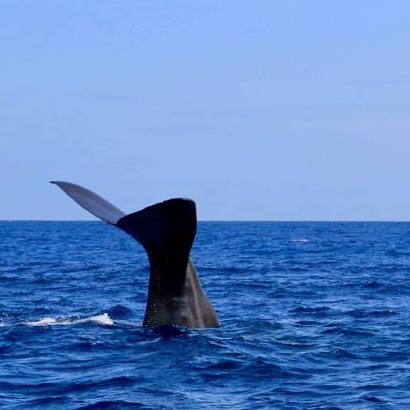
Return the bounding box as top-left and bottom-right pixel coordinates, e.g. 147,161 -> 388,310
0,221 -> 409,409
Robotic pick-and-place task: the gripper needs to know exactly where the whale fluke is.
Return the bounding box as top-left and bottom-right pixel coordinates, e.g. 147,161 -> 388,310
51,181 -> 219,328
51,181 -> 126,224
117,199 -> 218,327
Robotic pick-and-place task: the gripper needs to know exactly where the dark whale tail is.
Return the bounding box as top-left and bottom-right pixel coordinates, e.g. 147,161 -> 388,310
117,199 -> 196,296
51,181 -> 219,328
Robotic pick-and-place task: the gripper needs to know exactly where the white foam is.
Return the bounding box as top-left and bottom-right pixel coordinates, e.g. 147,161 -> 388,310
24,313 -> 114,327
25,317 -> 58,326
291,238 -> 310,243
75,313 -> 114,326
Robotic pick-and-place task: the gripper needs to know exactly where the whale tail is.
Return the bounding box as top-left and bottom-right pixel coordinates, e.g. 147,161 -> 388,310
51,181 -> 196,262
117,199 -> 197,294
51,181 -> 219,328
50,181 -> 126,224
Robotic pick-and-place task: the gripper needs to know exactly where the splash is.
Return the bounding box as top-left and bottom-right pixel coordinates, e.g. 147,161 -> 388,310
77,313 -> 114,326
24,313 -> 114,327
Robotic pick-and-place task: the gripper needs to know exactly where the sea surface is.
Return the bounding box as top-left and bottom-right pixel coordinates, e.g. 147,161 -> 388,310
0,221 -> 409,409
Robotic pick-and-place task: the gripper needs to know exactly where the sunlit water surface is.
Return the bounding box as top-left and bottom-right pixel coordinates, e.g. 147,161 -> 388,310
0,221 -> 409,409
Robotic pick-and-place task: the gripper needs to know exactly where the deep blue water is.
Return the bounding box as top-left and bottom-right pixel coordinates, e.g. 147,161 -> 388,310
0,221 -> 409,409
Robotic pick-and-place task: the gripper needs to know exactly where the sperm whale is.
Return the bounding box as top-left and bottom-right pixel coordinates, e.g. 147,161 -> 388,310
51,181 -> 219,328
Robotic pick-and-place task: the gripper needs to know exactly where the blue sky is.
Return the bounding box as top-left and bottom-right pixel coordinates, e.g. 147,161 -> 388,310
1,1 -> 409,220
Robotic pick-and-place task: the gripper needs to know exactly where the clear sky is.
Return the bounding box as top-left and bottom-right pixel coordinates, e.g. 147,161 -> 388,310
1,1 -> 409,221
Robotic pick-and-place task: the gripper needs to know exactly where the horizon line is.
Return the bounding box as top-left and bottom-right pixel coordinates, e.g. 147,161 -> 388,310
1,219 -> 410,223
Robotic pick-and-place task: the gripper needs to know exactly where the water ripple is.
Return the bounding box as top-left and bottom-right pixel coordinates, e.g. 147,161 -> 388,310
0,221 -> 410,408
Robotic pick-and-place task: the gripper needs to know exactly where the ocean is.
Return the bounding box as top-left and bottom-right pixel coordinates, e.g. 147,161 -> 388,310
0,221 -> 409,409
